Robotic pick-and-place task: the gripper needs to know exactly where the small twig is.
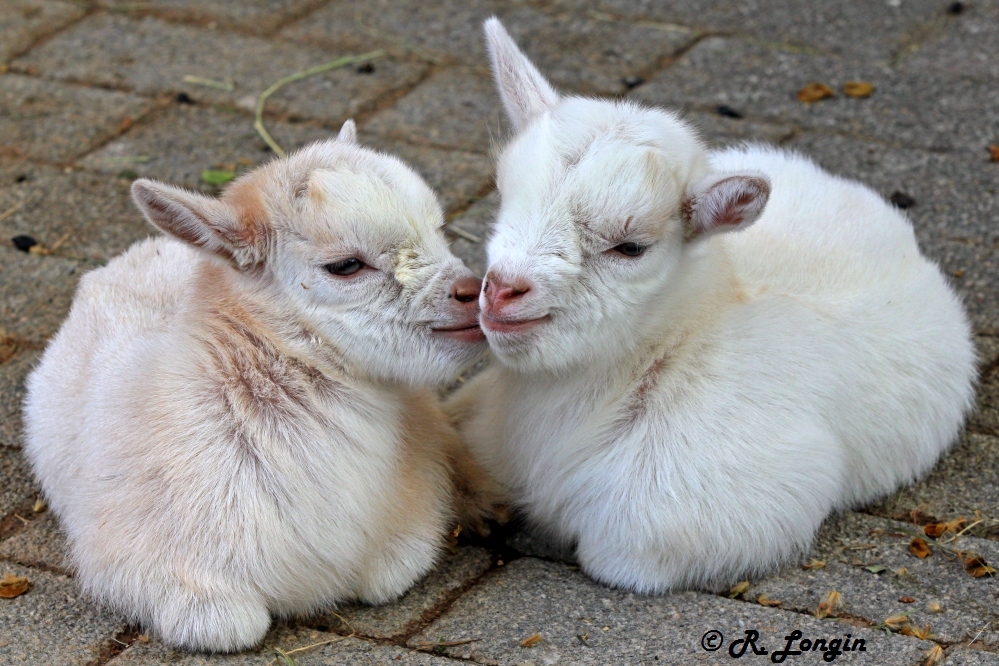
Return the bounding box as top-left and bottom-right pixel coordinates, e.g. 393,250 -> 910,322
969,621 -> 992,645
414,638 -> 481,648
264,612 -> 355,665
0,196 -> 31,223
13,513 -> 29,525
944,519 -> 983,543
182,75 -> 235,91
446,224 -> 483,244
253,51 -> 385,157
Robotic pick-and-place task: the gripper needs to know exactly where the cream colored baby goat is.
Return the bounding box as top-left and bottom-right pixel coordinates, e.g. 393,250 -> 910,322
23,123 -> 499,651
451,20 -> 977,593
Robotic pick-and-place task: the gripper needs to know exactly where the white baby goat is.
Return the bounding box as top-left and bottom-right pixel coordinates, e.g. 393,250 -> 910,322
451,19 -> 977,593
23,123 -> 498,651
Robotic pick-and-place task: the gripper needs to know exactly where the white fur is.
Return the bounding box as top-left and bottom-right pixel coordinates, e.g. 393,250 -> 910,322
456,20 -> 977,593
23,130 -> 489,651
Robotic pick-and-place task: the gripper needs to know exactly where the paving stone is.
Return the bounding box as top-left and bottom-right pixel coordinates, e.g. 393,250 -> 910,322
0,562 -> 126,665
0,160 -> 152,263
81,104 -> 332,191
311,546 -> 492,640
0,0 -> 85,63
865,432 -> 999,539
897,0 -> 999,82
0,73 -> 154,162
364,67 -> 501,154
16,14 -> 427,126
784,132 -> 999,248
749,512 -> 999,648
0,510 -> 68,572
98,0 -> 326,35
594,0 -> 951,62
410,557 -> 933,664
446,191 -> 496,277
684,110 -> 795,149
112,632 -> 453,665
282,2 -> 694,94
632,36 -> 999,153
973,369 -> 999,438
0,446 -> 37,518
942,648 -> 999,665
0,347 -> 39,449
367,137 -> 493,214
918,241 -> 999,336
0,245 -> 84,344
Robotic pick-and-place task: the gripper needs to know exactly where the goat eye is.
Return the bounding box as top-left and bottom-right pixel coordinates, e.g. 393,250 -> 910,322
325,258 -> 365,276
613,242 -> 646,257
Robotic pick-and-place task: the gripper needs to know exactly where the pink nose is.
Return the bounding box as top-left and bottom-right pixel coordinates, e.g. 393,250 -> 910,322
484,272 -> 531,307
451,276 -> 482,305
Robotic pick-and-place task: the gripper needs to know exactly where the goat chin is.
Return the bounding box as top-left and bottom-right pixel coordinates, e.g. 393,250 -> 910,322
451,18 -> 978,594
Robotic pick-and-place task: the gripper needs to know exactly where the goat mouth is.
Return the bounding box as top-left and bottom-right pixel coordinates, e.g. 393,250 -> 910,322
481,314 -> 551,335
431,322 -> 486,343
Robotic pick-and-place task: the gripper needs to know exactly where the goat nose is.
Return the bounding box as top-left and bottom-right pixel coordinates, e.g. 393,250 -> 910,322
451,276 -> 482,304
484,272 -> 532,304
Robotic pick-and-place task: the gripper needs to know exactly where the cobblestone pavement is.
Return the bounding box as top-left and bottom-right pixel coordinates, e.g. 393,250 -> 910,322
1,1 -> 998,664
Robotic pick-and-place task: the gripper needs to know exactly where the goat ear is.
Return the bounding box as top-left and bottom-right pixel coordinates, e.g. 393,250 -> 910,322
683,172 -> 771,240
483,17 -> 559,131
131,179 -> 268,268
337,118 -> 358,144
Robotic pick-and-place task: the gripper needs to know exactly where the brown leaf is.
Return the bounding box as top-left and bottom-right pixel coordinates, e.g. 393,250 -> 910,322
757,595 -> 781,607
843,81 -> 875,97
729,581 -> 750,598
988,145 -> 999,162
0,573 -> 29,599
797,82 -> 836,103
802,559 -> 826,570
899,596 -> 915,604
909,537 -> 932,558
964,554 -> 996,577
923,644 -> 945,666
815,590 -> 843,618
923,523 -> 946,538
519,634 -> 541,648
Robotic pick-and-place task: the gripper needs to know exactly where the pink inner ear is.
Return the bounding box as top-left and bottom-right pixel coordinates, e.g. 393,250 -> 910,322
716,189 -> 758,227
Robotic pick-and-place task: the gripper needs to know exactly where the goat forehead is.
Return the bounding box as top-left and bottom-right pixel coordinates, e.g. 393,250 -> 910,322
302,168 -> 441,244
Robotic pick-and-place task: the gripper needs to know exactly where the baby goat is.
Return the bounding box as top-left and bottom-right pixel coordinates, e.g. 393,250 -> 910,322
451,20 -> 977,593
23,123 -> 496,651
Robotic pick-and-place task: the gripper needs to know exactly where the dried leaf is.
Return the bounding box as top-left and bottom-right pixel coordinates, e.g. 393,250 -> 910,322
899,596 -> 915,603
0,573 -> 29,599
865,565 -> 887,574
964,555 -> 996,577
756,594 -> 781,607
816,590 -> 843,618
843,81 -> 875,97
802,559 -> 826,570
519,634 -> 541,648
201,170 -> 236,187
909,537 -> 932,558
927,602 -> 942,613
729,581 -> 750,598
923,523 -> 946,538
923,644 -> 945,666
797,82 -> 835,103
988,145 -> 999,162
